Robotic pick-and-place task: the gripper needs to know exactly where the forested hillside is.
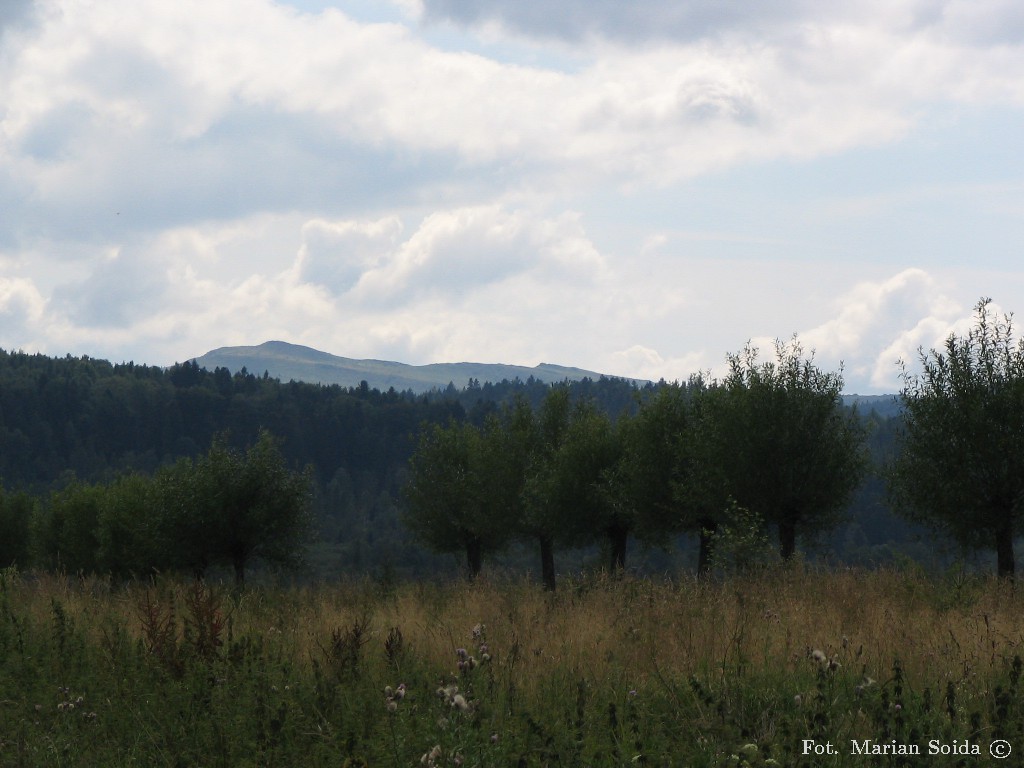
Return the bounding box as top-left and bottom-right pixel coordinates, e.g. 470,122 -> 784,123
0,349 -> 656,578
0,347 -> 939,580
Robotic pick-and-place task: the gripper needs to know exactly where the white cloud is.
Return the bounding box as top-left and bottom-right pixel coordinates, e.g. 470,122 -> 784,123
297,216 -> 404,293
801,268 -> 967,392
306,206 -> 608,307
4,0 -> 1023,236
0,275 -> 47,328
0,0 -> 1022,397
611,344 -> 711,383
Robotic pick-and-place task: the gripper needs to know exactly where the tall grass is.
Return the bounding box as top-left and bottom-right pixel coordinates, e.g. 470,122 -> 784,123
0,566 -> 1022,766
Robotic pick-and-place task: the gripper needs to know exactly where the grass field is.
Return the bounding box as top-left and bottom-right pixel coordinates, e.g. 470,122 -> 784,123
1,565 -> 1022,766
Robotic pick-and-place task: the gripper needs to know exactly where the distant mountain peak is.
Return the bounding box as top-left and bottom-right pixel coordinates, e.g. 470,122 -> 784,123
192,342 -> 643,393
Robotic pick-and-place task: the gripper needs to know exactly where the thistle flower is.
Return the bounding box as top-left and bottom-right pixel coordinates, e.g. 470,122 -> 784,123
421,744 -> 443,766
385,682 -> 406,712
810,649 -> 827,665
451,693 -> 469,712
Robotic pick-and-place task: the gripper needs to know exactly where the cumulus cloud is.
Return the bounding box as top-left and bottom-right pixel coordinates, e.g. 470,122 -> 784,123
297,217 -> 404,294
1,0 -> 1022,395
297,206 -> 606,308
4,0 -> 1022,237
801,268 -> 967,392
0,275 -> 47,331
418,0 -> 1024,48
611,344 -> 711,383
9,205 -> 612,367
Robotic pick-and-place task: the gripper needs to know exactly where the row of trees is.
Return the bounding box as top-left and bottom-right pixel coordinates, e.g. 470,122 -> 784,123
3,298 -> 1021,583
404,337 -> 868,589
405,299 -> 1024,583
2,431 -> 312,586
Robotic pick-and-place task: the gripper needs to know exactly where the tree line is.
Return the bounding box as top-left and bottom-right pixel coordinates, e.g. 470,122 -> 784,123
403,337 -> 867,589
0,348 -> 647,580
403,298 -> 1024,584
2,297 -> 1022,582
1,430 -> 310,586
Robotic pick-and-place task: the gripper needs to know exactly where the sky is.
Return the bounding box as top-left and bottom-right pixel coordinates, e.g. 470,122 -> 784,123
1,0 -> 1023,394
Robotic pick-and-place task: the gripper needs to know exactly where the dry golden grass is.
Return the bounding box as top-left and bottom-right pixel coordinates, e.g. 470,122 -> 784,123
9,565 -> 1024,698
6,565 -> 1024,765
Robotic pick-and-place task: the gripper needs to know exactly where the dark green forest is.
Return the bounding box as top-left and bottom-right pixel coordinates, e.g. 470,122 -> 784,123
0,346 -> 955,582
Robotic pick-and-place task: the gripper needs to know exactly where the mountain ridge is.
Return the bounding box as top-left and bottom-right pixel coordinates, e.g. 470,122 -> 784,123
191,340 -> 643,393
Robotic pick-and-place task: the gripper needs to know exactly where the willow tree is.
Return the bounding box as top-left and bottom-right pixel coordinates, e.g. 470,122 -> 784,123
402,419 -> 510,578
186,430 -> 313,587
891,298 -> 1024,579
513,388 -> 637,587
712,337 -> 867,560
624,377 -> 725,576
538,399 -> 629,572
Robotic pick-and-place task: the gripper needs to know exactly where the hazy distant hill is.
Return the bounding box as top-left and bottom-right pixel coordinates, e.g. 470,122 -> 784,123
192,341 -> 639,393
841,394 -> 903,418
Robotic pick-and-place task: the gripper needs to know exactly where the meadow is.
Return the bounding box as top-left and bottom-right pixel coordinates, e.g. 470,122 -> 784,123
1,566 -> 1022,767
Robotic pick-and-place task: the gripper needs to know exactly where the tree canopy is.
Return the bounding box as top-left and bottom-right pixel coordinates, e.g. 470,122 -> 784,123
402,419 -> 512,577
709,337 -> 867,560
891,298 -> 1024,578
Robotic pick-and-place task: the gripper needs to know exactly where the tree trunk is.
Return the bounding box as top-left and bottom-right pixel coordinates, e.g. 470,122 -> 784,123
466,538 -> 483,579
539,535 -> 557,592
996,519 -> 1016,580
608,524 -> 628,572
697,519 -> 716,578
778,519 -> 797,561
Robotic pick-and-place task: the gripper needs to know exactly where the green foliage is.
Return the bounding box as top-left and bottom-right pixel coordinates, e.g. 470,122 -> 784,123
891,297 -> 1024,578
711,337 -> 868,560
2,572 -> 1024,766
96,473 -> 162,577
0,486 -> 34,568
551,400 -> 628,570
171,430 -> 314,585
36,480 -> 105,573
23,432 -> 312,583
524,393 -> 622,557
707,500 -> 779,576
623,377 -> 725,572
402,420 -> 512,576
